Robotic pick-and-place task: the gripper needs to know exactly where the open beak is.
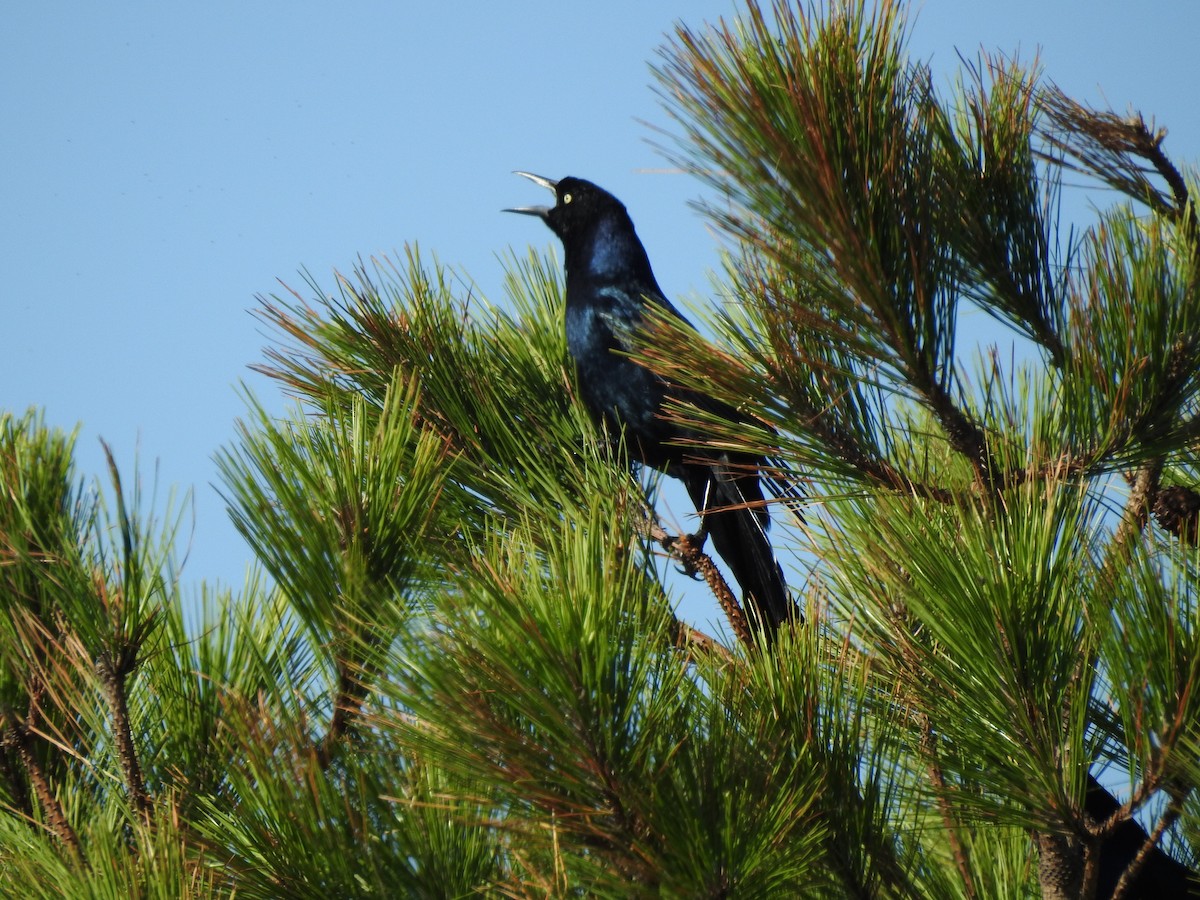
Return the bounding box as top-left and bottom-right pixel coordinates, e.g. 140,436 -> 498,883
503,171 -> 558,218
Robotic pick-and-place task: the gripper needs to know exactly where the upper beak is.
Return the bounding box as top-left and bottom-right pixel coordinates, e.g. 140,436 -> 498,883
503,170 -> 558,218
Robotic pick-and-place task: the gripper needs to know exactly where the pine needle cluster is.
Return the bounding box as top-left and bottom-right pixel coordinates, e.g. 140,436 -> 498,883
2,2 -> 1199,896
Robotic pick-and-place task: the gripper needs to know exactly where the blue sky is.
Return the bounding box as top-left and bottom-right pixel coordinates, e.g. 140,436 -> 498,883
3,2 -> 1197,628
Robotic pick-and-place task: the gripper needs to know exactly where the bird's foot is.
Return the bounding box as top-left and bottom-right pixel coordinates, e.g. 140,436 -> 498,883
667,528 -> 709,581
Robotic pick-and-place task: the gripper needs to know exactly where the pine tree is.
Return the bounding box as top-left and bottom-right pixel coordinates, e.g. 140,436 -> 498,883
2,2 -> 1198,897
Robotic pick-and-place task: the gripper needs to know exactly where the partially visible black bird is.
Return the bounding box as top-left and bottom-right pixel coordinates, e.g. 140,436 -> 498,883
506,172 -> 796,634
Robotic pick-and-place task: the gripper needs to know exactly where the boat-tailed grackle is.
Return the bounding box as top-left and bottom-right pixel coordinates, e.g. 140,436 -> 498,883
507,172 -> 797,635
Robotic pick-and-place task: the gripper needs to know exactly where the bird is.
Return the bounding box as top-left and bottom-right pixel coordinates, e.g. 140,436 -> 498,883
506,172 -> 797,636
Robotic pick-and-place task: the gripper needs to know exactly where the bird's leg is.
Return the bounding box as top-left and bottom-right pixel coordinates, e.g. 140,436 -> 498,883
674,479 -> 712,580
687,512 -> 710,552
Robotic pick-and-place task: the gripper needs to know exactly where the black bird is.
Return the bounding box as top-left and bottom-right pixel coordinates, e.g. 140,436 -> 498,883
507,172 -> 796,634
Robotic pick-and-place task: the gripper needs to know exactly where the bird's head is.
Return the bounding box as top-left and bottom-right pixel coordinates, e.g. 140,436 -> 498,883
504,172 -> 629,243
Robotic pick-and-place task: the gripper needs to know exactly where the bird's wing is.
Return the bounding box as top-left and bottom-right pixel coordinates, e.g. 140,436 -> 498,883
595,308 -> 640,354
593,285 -> 653,354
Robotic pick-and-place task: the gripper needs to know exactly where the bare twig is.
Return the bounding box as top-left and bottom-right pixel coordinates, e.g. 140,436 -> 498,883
669,617 -> 735,665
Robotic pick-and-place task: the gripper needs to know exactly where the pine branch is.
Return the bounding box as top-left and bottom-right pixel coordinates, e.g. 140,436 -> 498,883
315,644 -> 381,769
677,531 -> 756,649
641,511 -> 754,651
787,392 -> 961,502
1039,88 -> 1198,252
0,738 -> 30,818
1108,791 -> 1186,900
919,718 -> 978,900
1082,775 -> 1195,899
1039,99 -> 1200,564
921,377 -> 995,489
96,653 -> 151,820
668,617 -> 734,665
1114,461 -> 1164,551
3,711 -> 84,863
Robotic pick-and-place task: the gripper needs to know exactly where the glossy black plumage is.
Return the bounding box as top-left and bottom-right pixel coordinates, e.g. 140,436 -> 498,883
507,173 -> 795,633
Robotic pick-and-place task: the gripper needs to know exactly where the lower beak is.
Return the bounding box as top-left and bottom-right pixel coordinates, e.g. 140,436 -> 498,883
503,170 -> 558,217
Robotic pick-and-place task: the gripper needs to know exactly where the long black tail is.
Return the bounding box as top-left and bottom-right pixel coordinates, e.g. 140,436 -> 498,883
681,458 -> 796,635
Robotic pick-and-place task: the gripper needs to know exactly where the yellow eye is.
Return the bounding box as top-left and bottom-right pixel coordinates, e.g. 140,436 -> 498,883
562,193 -> 573,204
